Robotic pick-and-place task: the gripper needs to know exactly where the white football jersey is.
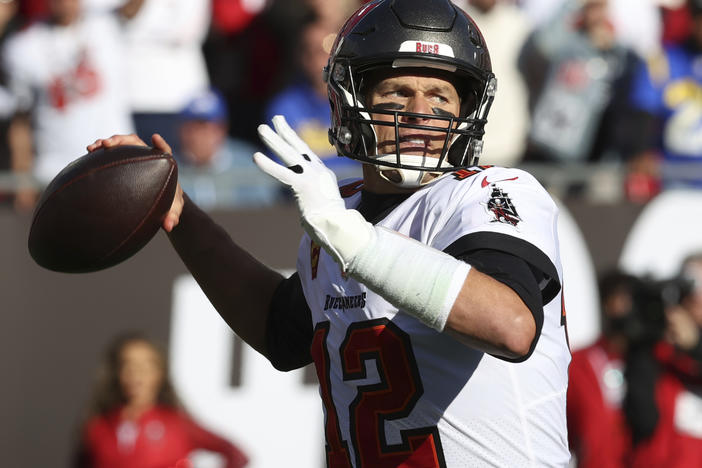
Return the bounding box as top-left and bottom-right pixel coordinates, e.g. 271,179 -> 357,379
296,166 -> 571,467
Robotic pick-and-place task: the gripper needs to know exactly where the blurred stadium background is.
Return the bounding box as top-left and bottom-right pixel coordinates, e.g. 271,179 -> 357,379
3,0 -> 702,466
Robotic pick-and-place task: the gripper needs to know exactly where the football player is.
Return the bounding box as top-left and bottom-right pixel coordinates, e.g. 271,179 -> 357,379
88,0 -> 571,465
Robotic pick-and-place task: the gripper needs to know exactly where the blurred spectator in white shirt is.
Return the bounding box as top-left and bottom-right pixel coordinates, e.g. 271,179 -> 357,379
518,0 -> 641,191
460,0 -> 532,167
3,0 -> 141,211
124,0 -> 211,157
518,0 -> 662,59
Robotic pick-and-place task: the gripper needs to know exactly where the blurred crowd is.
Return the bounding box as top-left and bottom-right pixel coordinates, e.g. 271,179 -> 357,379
4,1 -> 702,467
0,0 -> 701,212
569,256 -> 702,467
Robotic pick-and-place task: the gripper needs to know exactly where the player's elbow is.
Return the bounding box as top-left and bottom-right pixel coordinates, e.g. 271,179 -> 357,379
501,312 -> 537,359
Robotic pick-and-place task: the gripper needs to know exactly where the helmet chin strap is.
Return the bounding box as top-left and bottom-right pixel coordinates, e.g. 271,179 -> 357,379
373,154 -> 452,188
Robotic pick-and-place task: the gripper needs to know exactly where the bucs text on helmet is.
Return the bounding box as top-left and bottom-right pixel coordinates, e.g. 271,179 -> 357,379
324,0 -> 497,187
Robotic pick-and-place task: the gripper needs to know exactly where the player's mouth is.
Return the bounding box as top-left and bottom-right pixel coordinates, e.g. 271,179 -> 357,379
397,134 -> 438,155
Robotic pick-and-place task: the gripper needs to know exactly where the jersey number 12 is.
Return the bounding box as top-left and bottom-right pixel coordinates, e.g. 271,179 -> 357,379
311,319 -> 447,467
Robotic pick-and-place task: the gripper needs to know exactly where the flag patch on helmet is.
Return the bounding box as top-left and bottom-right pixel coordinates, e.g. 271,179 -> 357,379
485,186 -> 522,227
399,40 -> 455,57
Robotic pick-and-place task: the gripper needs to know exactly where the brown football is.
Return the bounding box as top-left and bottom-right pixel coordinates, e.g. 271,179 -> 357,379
28,145 -> 178,273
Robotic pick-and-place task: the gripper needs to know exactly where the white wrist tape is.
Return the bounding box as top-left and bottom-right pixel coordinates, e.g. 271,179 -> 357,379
347,226 -> 472,331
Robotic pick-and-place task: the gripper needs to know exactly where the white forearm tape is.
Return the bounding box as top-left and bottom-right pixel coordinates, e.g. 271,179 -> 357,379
347,226 -> 472,331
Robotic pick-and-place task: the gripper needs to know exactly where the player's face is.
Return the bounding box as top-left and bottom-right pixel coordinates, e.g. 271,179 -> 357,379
119,340 -> 164,408
367,74 -> 461,159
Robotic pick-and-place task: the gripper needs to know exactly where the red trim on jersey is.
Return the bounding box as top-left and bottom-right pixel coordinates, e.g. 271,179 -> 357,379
339,180 -> 364,198
452,166 -> 493,181
311,240 -> 321,280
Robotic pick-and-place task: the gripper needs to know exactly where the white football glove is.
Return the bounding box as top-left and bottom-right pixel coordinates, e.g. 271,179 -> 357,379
254,115 -> 373,271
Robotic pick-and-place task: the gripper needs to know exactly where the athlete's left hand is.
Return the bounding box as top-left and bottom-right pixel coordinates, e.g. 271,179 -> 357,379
254,115 -> 373,270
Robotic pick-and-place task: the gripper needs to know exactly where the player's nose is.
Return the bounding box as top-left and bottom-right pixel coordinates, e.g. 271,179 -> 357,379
403,96 -> 432,121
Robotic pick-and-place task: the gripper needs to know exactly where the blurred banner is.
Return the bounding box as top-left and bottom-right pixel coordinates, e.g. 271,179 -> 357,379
1,197 -> 647,468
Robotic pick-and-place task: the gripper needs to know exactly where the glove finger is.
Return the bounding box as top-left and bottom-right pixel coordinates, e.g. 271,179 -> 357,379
257,123 -> 305,167
271,115 -> 318,161
253,152 -> 296,186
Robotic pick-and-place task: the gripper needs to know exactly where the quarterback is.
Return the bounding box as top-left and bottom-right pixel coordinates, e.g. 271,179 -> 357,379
89,0 -> 571,466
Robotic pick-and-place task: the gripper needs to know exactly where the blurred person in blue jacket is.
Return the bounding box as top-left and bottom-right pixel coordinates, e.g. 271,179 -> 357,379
628,0 -> 702,192
265,10 -> 362,181
178,87 -> 280,209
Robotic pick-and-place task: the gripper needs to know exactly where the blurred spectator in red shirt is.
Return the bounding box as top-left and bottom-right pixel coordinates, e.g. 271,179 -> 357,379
74,331 -> 249,468
19,0 -> 48,22
569,262 -> 702,467
662,1 -> 694,45
625,254 -> 702,468
211,0 -> 267,35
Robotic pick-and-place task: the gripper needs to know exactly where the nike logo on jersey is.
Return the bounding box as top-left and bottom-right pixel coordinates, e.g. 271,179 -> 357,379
481,176 -> 519,188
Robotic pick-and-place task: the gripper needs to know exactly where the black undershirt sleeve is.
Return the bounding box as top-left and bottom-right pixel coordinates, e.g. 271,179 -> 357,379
265,273 -> 314,371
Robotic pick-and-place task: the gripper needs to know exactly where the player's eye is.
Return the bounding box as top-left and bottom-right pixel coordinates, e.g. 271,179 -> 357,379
383,89 -> 411,100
